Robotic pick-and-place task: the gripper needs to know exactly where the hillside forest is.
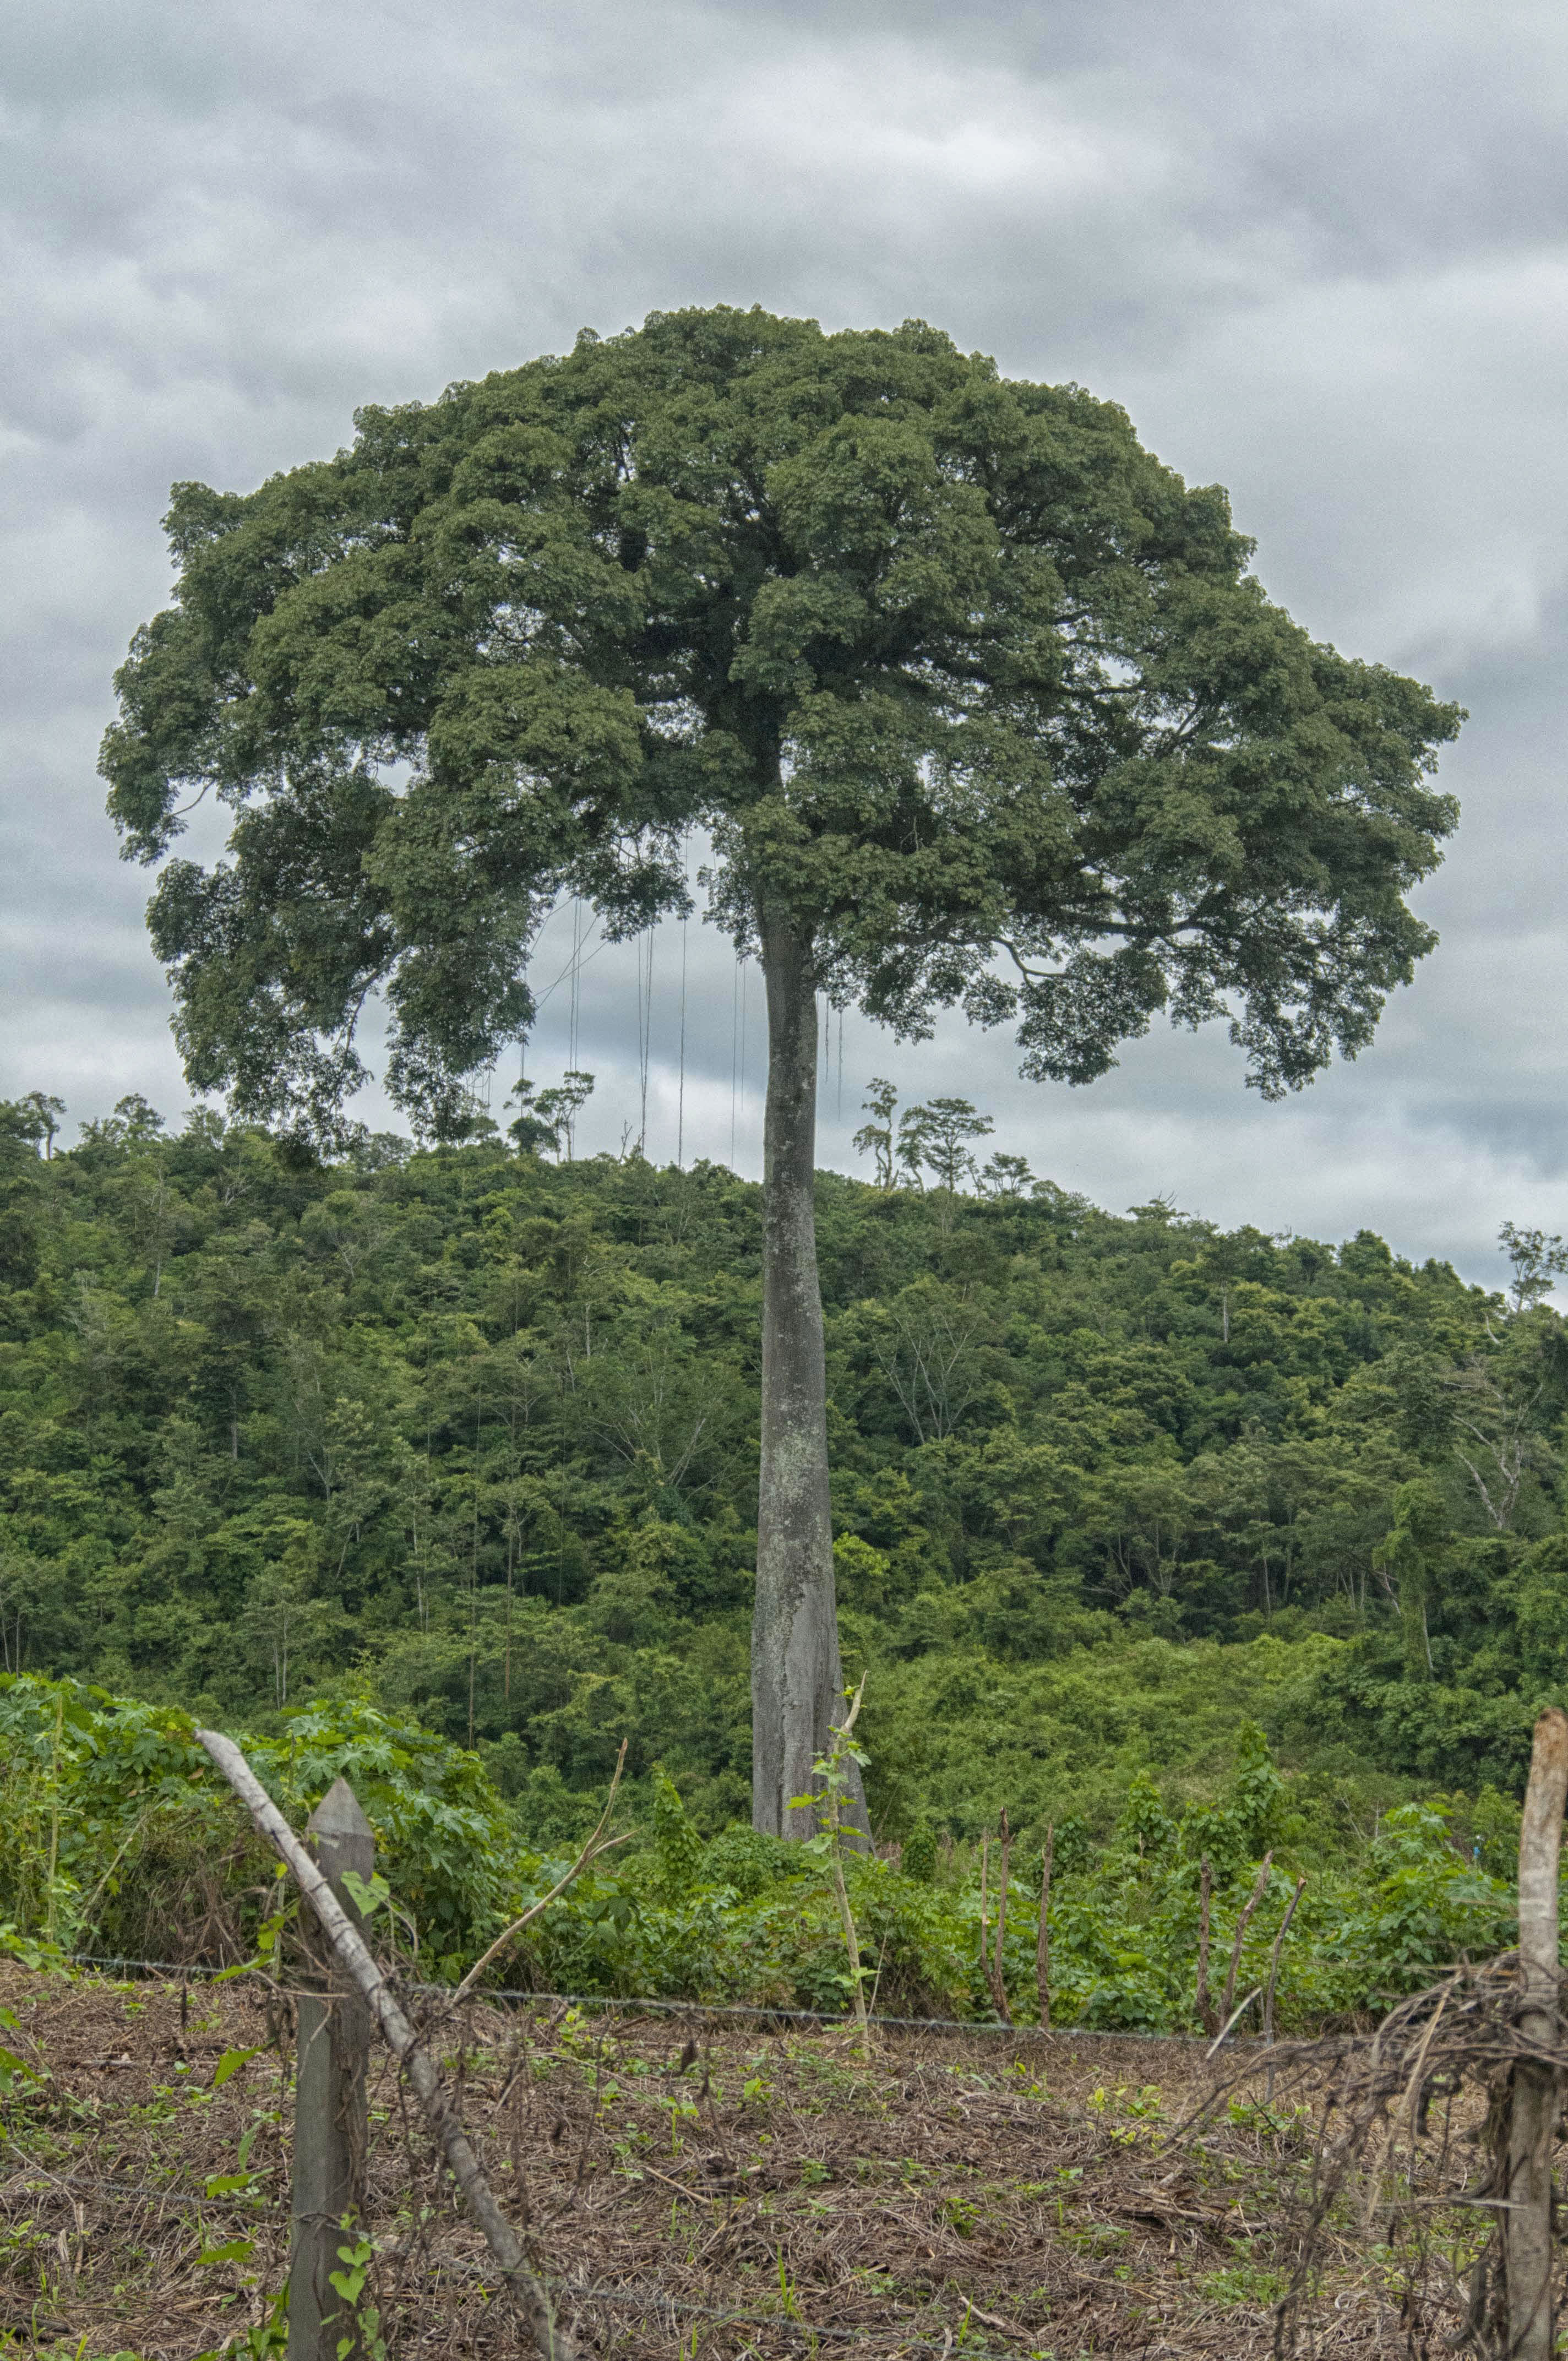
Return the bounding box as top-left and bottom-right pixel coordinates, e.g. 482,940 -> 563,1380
1,1084 -> 1564,2022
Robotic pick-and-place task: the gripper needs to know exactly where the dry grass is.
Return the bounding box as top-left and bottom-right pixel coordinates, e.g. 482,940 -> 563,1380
0,1965 -> 1458,2358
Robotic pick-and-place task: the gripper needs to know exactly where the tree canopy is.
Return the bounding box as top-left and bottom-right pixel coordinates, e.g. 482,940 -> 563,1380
104,304 -> 1462,1140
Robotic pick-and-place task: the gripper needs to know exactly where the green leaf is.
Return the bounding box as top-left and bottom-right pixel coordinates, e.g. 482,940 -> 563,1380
213,2045 -> 263,2089
0,2043 -> 36,2088
197,2237 -> 255,2265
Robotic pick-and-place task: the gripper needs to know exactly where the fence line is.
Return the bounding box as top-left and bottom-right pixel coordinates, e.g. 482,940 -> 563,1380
8,1929 -> 1391,2359
67,1952 -> 1262,2046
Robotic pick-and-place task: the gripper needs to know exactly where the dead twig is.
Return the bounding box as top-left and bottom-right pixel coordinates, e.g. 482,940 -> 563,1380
453,1737 -> 630,2004
1263,1874 -> 1306,2047
1218,1851 -> 1272,2031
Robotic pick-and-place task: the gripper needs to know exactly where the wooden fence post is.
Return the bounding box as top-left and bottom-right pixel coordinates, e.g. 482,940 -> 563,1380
289,1777 -> 374,2361
1505,1706 -> 1568,2361
195,1728 -> 573,2360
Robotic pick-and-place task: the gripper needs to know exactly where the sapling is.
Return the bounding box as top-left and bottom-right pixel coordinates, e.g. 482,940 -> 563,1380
1036,1823 -> 1053,2033
43,1689 -> 63,1950
1219,1852 -> 1273,2030
986,1809 -> 1013,2025
792,1677 -> 872,2058
1195,1858 -> 1216,2036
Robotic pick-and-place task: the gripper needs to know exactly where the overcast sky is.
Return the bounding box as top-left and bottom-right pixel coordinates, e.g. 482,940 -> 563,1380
3,0 -> 1563,1280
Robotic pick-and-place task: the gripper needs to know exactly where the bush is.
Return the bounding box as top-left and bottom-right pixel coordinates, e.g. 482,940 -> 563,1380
0,1675 -> 1523,2030
700,1824 -> 807,1900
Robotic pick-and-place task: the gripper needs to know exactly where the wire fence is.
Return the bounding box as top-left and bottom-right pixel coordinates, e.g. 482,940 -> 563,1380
68,1952 -> 1264,2047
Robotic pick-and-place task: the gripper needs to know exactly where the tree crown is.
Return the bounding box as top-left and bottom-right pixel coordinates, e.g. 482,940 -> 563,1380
103,304 -> 1463,1139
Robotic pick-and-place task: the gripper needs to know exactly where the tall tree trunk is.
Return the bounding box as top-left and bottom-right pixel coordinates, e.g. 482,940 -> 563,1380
752,906 -> 868,1841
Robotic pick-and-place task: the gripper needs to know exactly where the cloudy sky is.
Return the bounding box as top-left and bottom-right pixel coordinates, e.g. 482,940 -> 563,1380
3,0 -> 1562,1280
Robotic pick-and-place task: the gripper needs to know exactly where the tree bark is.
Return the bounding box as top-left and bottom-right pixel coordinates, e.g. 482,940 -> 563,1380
752,906 -> 867,1841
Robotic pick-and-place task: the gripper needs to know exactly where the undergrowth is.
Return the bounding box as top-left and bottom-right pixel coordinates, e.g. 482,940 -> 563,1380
0,1673 -> 1518,2030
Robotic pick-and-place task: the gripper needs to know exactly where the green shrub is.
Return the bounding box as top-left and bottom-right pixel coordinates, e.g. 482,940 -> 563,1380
701,1824 -> 807,1900
0,1675 -> 1525,2028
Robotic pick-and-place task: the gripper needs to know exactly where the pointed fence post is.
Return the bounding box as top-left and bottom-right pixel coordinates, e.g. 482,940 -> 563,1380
1505,1706 -> 1568,2361
289,1776 -> 374,2361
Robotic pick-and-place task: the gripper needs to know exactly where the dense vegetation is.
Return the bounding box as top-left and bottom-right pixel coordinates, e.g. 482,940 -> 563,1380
1,1086 -> 1565,2020
0,1671 -> 1522,2030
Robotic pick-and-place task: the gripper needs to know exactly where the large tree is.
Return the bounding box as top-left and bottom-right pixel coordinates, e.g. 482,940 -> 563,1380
103,306 -> 1462,1836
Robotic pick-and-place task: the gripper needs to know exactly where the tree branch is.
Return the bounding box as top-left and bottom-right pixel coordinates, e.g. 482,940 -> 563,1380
451,1738 -> 630,2003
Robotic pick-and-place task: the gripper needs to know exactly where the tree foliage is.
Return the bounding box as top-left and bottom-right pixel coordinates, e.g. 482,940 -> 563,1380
104,304 -> 1460,1137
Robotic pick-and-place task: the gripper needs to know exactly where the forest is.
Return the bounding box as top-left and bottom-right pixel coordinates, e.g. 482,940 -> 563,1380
4,1083 -> 1566,1847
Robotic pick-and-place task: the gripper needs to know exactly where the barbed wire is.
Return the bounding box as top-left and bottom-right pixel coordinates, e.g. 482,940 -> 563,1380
67,1953 -> 1260,2045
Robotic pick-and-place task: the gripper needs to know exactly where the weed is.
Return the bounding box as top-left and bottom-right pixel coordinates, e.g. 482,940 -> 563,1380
1061,2224 -> 1130,2257
943,2194 -> 979,2238
328,2231 -> 388,2361
1200,2263 -> 1289,2308
792,1678 -> 874,2059
191,2285 -> 289,2358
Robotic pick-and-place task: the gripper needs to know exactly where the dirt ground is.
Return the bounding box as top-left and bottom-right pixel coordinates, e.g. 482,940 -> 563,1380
0,1965 -> 1419,2358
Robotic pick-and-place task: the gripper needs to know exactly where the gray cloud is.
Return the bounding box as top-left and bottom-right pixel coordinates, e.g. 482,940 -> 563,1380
2,0 -> 1563,1291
